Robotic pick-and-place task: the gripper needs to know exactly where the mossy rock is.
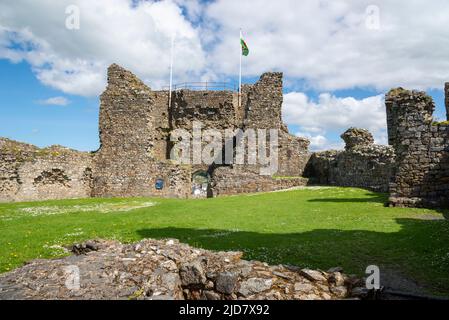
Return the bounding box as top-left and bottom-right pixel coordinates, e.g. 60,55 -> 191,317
432,121 -> 449,126
387,87 -> 409,97
272,175 -> 303,180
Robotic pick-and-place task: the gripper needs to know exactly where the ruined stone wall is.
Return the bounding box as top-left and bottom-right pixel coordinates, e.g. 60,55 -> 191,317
167,71 -> 310,191
304,128 -> 395,192
386,88 -> 449,208
278,132 -> 311,177
150,90 -> 171,161
242,73 -> 310,177
0,238 -> 362,300
0,64 -> 311,202
171,90 -> 238,131
243,73 -> 283,130
210,165 -> 308,197
93,64 -> 155,198
169,90 -> 238,166
0,138 -> 93,202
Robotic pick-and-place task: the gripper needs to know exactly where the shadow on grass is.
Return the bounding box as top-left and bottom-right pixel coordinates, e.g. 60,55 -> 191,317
137,217 -> 449,295
305,189 -> 389,204
307,195 -> 388,204
306,188 -> 449,218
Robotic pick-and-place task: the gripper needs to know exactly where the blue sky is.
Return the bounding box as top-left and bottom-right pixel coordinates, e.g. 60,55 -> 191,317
0,60 -> 100,151
1,0 -> 449,151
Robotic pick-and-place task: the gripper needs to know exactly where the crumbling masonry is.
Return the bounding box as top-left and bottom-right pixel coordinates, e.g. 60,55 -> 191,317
0,139 -> 93,202
386,88 -> 449,208
304,128 -> 395,193
304,85 -> 449,208
0,64 -> 309,202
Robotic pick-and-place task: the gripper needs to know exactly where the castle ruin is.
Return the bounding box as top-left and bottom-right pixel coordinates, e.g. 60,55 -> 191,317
2,64 -> 449,209
0,64 -> 309,202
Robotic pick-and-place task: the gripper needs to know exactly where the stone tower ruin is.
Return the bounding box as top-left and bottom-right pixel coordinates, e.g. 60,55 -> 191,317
386,88 -> 449,208
93,64 -> 310,199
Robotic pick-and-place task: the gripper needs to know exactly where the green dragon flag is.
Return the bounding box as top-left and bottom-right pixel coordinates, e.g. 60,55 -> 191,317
240,31 -> 249,56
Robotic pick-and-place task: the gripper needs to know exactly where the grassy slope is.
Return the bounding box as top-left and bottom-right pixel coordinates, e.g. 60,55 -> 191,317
0,187 -> 448,295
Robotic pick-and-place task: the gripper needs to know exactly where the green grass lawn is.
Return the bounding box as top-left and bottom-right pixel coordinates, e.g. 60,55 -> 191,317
1,187 -> 449,295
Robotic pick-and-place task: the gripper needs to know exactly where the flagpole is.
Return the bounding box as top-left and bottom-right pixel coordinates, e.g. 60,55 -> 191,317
239,29 -> 242,108
168,33 -> 175,108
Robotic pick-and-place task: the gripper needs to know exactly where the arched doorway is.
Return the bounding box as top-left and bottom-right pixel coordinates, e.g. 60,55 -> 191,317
192,171 -> 210,198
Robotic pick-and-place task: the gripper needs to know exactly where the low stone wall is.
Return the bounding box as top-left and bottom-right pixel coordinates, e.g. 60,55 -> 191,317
304,128 -> 395,193
210,165 -> 308,197
92,158 -> 192,199
0,138 -> 93,202
0,239 -> 364,300
386,88 -> 449,208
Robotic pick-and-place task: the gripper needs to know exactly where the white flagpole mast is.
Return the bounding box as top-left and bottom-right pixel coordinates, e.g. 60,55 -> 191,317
168,33 -> 175,108
239,29 -> 242,108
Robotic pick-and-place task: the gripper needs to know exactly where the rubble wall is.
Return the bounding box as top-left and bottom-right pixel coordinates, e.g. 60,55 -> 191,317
386,88 -> 449,208
304,128 -> 395,193
0,138 -> 93,202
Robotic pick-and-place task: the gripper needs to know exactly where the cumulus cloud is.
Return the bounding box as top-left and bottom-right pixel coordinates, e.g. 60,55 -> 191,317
37,96 -> 71,106
206,0 -> 449,91
283,92 -> 387,151
173,0 -> 204,23
0,0 -> 206,96
2,0 -> 449,95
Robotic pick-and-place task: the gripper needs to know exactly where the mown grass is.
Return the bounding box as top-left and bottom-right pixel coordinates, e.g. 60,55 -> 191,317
0,187 -> 448,295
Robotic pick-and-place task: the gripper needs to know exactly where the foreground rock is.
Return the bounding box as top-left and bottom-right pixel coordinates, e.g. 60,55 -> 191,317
0,239 -> 365,300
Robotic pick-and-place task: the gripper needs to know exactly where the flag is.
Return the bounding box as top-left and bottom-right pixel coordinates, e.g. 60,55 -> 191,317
240,31 -> 249,56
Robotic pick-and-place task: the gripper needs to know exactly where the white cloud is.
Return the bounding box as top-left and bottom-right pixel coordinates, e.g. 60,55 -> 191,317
205,0 -> 449,91
0,0 -> 206,96
2,1 -> 449,96
295,132 -> 344,152
173,0 -> 204,23
37,96 -> 71,106
284,92 -> 387,151
300,136 -> 348,152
